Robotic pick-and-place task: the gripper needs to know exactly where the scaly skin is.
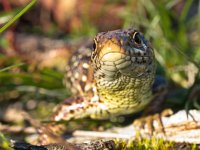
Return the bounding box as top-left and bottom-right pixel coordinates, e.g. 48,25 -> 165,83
37,28 -> 157,145
52,28 -> 156,121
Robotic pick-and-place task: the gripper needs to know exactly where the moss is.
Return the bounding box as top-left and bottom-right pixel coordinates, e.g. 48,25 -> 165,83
114,137 -> 197,150
0,132 -> 13,150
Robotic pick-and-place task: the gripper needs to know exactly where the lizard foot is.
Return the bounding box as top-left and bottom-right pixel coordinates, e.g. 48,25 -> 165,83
133,109 -> 173,136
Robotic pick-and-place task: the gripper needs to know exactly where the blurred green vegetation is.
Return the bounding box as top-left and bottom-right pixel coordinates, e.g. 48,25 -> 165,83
0,0 -> 200,149
0,132 -> 13,150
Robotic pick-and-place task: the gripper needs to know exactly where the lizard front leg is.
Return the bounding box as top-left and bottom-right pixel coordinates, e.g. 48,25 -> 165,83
37,96 -> 108,145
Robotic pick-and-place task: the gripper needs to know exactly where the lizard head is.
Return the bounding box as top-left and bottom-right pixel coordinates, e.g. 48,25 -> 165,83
91,28 -> 156,80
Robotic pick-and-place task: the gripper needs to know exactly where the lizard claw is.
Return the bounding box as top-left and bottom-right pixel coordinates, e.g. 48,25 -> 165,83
133,109 -> 173,136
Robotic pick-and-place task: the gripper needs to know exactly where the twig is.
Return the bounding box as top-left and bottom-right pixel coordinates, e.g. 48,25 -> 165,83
0,125 -> 36,134
21,111 -> 80,150
10,140 -> 115,150
73,130 -> 131,139
71,110 -> 200,144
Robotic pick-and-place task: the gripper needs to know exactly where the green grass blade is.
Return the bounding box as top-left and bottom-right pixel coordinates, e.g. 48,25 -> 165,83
0,0 -> 37,33
0,63 -> 24,72
180,0 -> 193,21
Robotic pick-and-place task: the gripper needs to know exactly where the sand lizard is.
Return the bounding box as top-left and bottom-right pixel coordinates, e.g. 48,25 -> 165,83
52,28 -> 156,121
38,28 -> 160,145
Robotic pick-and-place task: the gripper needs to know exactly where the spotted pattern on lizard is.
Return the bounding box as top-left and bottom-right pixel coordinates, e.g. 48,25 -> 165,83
51,28 -> 156,122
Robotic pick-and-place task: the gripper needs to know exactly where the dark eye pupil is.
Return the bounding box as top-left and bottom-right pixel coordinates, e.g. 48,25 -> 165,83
93,43 -> 96,50
134,33 -> 141,44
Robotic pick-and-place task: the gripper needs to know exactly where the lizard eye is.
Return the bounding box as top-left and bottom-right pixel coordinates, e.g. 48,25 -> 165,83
93,38 -> 97,50
93,42 -> 96,50
133,32 -> 142,45
91,39 -> 97,60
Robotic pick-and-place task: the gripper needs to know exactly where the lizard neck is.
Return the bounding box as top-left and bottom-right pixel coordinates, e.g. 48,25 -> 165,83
95,72 -> 155,109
